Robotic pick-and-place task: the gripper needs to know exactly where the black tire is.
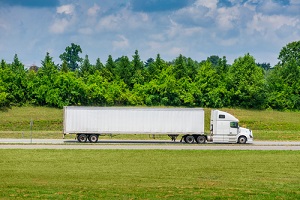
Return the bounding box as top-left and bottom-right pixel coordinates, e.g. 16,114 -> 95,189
184,135 -> 194,144
238,136 -> 247,144
195,135 -> 206,144
77,134 -> 88,143
88,134 -> 99,143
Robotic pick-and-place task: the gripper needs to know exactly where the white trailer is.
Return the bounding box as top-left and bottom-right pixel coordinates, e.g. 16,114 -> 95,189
63,106 -> 253,144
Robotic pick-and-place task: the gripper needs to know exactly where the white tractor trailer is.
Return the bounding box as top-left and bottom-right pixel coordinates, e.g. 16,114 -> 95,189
63,106 -> 253,144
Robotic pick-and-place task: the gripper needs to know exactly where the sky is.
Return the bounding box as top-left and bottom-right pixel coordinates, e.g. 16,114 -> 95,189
0,0 -> 299,67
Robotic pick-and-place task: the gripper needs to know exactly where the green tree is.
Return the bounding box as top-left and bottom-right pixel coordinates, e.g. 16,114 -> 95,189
132,50 -> 144,71
0,81 -> 8,107
106,80 -> 131,106
0,54 -> 27,105
131,50 -> 145,86
95,58 -> 104,71
267,41 -> 300,110
11,54 -> 24,72
0,63 -> 9,107
257,62 -> 271,71
145,58 -> 154,68
147,54 -> 167,80
51,72 -> 87,107
29,53 -> 59,106
143,65 -> 181,106
278,40 -> 300,66
60,60 -> 69,73
59,43 -> 83,71
206,55 -> 220,67
97,57 -> 112,81
84,71 -> 107,106
0,59 -> 6,69
29,65 -> 39,72
105,55 -> 117,80
80,55 -> 94,76
116,56 -> 133,87
173,54 -> 188,79
193,61 -> 228,108
40,52 -> 58,77
206,55 -> 229,75
186,57 -> 198,81
227,54 -> 266,109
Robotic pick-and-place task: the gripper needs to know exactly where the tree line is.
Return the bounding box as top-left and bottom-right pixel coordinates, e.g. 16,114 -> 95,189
0,41 -> 299,110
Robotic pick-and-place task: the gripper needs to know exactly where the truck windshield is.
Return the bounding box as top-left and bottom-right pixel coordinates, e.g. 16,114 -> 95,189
230,122 -> 238,128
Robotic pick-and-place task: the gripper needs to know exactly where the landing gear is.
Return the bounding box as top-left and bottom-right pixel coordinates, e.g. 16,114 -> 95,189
168,134 -> 179,142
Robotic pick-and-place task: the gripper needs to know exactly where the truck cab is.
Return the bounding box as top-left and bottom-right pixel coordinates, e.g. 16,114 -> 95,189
210,110 -> 253,144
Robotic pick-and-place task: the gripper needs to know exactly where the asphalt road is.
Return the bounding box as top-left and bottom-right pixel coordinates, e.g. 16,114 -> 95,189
0,139 -> 300,150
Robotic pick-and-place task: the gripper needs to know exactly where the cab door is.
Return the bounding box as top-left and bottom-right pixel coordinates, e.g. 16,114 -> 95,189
224,122 -> 238,143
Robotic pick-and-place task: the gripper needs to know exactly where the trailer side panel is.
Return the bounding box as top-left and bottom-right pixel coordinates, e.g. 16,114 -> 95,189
64,107 -> 204,135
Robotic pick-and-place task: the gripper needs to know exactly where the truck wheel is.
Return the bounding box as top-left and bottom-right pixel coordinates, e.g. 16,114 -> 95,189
238,136 -> 247,144
88,134 -> 99,143
196,135 -> 206,144
77,134 -> 87,143
185,135 -> 194,144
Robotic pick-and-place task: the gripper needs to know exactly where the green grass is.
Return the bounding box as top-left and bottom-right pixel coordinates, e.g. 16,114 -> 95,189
0,150 -> 299,199
0,106 -> 300,141
0,106 -> 62,131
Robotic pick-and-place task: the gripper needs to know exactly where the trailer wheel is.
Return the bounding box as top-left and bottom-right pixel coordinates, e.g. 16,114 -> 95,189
238,136 -> 247,144
184,135 -> 194,144
77,134 -> 88,143
196,135 -> 206,144
88,134 -> 99,143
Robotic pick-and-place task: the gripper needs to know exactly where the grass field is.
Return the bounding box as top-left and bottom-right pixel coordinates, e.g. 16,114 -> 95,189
0,149 -> 299,199
1,107 -> 299,199
0,106 -> 300,140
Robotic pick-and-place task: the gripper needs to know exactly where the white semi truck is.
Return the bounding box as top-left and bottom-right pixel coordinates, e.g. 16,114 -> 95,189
63,106 -> 253,144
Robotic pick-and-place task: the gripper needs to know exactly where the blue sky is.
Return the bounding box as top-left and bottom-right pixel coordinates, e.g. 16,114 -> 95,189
0,0 -> 299,67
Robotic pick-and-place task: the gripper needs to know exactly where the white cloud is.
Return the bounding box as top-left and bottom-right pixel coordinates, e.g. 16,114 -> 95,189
96,9 -> 150,33
57,4 -> 74,15
257,0 -> 284,15
1,0 -> 300,67
49,18 -> 70,34
97,14 -> 120,31
49,4 -> 76,34
88,4 -> 100,16
112,35 -> 129,50
195,0 -> 217,10
216,7 -> 240,31
247,13 -> 299,36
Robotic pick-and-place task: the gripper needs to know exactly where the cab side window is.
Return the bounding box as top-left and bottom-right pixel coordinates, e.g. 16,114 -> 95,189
219,115 -> 225,119
230,122 -> 238,128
